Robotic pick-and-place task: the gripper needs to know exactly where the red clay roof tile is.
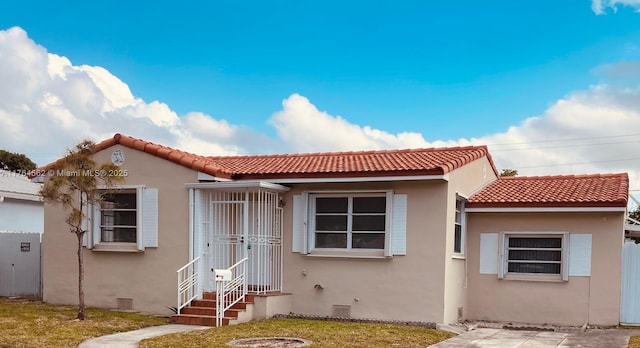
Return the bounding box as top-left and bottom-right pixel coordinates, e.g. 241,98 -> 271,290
34,134 -> 630,209
467,173 -> 629,208
204,146 -> 497,179
39,133 -> 498,180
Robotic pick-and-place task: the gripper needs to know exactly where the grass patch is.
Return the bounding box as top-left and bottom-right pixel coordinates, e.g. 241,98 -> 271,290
630,336 -> 640,348
0,297 -> 168,348
141,318 -> 454,348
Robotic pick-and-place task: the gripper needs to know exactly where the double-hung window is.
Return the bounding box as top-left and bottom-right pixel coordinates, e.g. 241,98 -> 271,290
312,194 -> 387,250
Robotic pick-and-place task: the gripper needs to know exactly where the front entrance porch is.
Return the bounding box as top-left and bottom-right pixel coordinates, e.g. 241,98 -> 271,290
175,181 -> 291,326
172,291 -> 293,326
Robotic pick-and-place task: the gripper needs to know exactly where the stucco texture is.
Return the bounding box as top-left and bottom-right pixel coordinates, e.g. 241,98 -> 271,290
280,158 -> 495,324
443,157 -> 497,324
42,145 -> 198,314
465,212 -> 625,326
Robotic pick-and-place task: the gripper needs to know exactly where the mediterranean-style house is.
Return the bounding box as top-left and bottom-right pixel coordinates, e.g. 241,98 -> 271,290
39,134 -> 631,327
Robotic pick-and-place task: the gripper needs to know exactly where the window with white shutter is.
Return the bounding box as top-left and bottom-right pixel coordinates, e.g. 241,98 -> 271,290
292,191 -> 406,258
85,186 -> 158,252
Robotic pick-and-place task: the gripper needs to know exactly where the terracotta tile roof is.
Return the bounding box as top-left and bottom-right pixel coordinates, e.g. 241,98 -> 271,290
36,134 -> 231,179
36,133 -> 499,180
206,146 -> 498,179
467,173 -> 629,208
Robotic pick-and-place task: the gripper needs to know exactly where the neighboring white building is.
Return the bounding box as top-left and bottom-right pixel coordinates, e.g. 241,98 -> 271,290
0,170 -> 44,297
0,170 -> 43,233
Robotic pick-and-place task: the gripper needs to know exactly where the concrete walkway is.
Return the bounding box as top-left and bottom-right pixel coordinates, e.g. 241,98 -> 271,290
78,324 -> 210,348
430,328 -> 640,347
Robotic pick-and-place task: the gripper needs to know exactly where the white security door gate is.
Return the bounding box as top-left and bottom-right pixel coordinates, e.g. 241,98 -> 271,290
621,241 -> 640,324
206,189 -> 283,294
208,191 -> 247,291
246,191 -> 283,293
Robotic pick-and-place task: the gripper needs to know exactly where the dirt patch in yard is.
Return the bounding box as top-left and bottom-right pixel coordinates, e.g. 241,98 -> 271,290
228,337 -> 312,347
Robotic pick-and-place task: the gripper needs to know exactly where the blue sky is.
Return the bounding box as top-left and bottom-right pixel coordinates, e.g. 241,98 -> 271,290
2,1 -> 638,139
1,0 -> 640,193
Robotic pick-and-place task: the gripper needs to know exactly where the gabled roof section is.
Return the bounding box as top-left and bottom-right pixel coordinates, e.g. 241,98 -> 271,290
467,173 -> 629,208
36,134 -> 232,179
96,134 -> 232,179
37,134 -> 499,180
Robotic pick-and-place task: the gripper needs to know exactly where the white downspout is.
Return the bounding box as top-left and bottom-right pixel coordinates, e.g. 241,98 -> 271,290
244,190 -> 250,295
189,188 -> 204,299
189,188 -> 194,260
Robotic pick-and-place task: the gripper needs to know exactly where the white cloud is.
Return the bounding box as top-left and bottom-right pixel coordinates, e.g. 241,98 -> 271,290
0,26 -> 255,165
269,93 -> 431,152
467,82 -> 640,192
268,87 -> 640,192
183,112 -> 235,140
2,26 -> 640,197
592,0 -> 640,15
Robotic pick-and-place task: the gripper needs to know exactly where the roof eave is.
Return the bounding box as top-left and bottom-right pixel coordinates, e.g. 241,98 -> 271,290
230,169 -> 446,181
234,171 -> 449,184
466,200 -> 628,208
186,180 -> 291,192
0,191 -> 43,202
466,206 -> 627,213
466,199 -> 628,212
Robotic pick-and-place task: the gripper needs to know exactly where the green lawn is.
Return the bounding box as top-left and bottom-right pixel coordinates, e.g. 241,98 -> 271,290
141,318 -> 454,348
0,297 -> 168,348
0,297 -> 454,347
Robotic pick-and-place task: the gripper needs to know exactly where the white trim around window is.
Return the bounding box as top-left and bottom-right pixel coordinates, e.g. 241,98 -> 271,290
309,192 -> 389,251
480,232 -> 592,279
498,231 -> 569,282
292,190 -> 407,258
84,185 -> 158,252
453,195 -> 466,255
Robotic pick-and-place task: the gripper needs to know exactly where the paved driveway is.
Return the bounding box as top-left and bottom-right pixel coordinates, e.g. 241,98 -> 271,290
430,328 -> 640,348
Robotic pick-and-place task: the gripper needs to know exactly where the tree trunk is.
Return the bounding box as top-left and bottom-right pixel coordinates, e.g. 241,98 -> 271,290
76,230 -> 85,320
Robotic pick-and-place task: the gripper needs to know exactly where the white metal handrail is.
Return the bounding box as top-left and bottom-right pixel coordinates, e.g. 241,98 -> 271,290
177,256 -> 200,315
216,257 -> 248,327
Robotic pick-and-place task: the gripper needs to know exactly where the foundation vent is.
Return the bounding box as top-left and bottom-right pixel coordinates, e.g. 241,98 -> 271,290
117,298 -> 133,311
332,305 -> 351,318
457,307 -> 464,320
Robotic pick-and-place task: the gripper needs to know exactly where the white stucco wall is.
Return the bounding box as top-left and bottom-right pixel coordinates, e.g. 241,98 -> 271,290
0,198 -> 43,233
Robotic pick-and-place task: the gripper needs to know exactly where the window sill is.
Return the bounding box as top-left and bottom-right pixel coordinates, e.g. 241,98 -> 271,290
452,254 -> 466,260
306,250 -> 389,259
502,273 -> 564,282
91,243 -> 141,253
